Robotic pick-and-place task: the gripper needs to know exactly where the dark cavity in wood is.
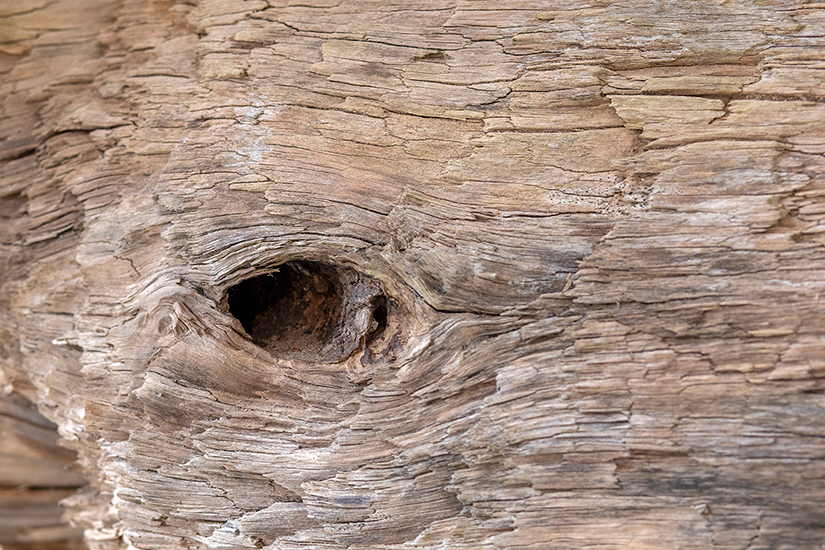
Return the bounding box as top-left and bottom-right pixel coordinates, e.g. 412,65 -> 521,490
227,261 -> 387,363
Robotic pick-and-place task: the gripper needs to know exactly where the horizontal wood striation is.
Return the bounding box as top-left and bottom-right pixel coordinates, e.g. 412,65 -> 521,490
1,0 -> 824,549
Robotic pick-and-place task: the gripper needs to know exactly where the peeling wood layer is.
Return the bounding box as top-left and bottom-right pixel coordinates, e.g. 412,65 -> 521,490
1,0 -> 825,549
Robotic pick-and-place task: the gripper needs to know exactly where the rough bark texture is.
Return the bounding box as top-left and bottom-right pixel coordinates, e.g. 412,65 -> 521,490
2,1 -> 825,549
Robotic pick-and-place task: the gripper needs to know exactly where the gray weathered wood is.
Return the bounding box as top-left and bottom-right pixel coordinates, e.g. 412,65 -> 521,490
1,0 -> 825,549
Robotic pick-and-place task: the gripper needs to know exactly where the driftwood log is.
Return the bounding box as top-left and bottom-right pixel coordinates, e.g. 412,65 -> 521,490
2,0 -> 825,549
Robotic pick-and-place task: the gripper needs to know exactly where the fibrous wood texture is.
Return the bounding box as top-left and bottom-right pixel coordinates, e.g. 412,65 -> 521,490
2,1 -> 825,549
0,391 -> 86,549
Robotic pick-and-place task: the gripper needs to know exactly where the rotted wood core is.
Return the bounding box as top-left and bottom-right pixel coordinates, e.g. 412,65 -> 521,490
225,261 -> 390,363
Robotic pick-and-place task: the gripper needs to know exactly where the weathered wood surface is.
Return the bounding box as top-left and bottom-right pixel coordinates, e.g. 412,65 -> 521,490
0,389 -> 86,549
1,0 -> 825,549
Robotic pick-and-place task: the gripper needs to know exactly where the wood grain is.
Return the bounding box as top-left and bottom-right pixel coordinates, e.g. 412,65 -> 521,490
1,0 -> 824,548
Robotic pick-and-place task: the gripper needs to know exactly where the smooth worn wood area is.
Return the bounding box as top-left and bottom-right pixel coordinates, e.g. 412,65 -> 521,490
1,1 -> 824,549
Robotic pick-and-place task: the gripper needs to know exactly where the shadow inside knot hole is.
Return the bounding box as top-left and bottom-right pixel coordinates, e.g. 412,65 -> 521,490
227,261 -> 388,363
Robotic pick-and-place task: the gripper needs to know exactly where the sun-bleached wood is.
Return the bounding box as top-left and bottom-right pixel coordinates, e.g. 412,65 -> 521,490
1,1 -> 825,549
